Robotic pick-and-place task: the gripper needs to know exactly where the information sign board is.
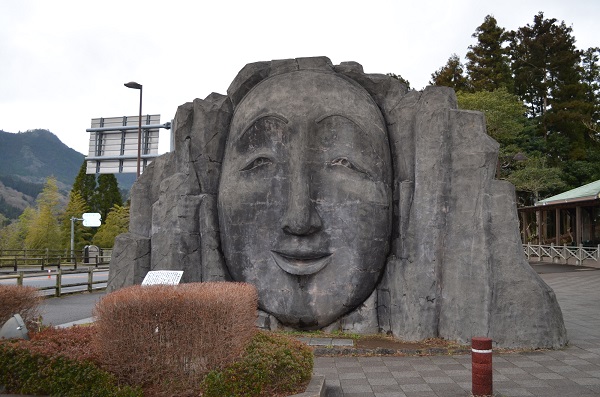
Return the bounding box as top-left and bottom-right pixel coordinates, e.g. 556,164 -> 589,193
141,270 -> 184,286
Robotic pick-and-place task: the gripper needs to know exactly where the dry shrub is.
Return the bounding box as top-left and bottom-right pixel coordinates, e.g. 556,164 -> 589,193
93,282 -> 258,395
0,285 -> 41,330
16,326 -> 99,363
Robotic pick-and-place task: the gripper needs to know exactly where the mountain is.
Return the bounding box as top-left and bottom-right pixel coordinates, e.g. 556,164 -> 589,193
0,129 -> 135,222
0,129 -> 84,222
0,129 -> 84,186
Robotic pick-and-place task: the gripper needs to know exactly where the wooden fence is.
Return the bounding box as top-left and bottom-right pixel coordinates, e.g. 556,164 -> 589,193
0,248 -> 111,271
523,243 -> 600,265
0,267 -> 109,297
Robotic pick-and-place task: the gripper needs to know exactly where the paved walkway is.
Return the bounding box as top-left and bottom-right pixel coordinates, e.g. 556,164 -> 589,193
314,264 -> 600,396
3,262 -> 599,396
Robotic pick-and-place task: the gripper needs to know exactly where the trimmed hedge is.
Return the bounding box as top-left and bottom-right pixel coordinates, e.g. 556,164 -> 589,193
93,282 -> 258,395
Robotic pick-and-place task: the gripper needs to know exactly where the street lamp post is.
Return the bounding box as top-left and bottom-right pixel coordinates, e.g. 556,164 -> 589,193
124,81 -> 143,178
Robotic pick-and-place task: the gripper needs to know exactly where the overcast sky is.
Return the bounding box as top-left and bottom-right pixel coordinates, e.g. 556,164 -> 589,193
1,0 -> 598,155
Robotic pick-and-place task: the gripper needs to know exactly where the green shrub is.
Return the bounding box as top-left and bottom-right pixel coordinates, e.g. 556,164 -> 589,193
0,342 -> 141,397
201,331 -> 314,397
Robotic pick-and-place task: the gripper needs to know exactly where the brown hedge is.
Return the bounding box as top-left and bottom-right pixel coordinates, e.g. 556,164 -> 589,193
0,285 -> 42,331
93,282 -> 258,395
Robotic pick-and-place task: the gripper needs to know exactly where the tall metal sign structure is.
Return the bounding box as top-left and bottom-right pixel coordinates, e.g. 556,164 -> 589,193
85,115 -> 170,174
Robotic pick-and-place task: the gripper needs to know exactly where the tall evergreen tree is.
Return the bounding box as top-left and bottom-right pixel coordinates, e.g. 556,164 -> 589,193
430,54 -> 470,91
72,160 -> 97,209
95,174 -> 123,221
581,47 -> 600,139
508,12 -> 587,147
465,15 -> 513,92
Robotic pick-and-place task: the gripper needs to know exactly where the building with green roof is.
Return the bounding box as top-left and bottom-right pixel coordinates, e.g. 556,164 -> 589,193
518,180 -> 600,246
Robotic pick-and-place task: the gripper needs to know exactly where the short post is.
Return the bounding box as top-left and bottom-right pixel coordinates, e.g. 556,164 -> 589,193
17,271 -> 24,286
472,337 -> 493,397
88,267 -> 93,293
56,269 -> 62,297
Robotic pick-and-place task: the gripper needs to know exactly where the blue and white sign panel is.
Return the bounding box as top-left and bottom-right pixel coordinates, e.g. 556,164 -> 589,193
85,115 -> 161,174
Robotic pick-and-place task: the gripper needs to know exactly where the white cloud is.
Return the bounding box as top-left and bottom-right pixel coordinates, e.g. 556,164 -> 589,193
0,0 -> 597,155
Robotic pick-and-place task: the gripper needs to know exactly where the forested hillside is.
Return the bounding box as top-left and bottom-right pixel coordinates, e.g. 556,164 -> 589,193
0,129 -> 84,186
0,129 -> 134,223
423,12 -> 600,206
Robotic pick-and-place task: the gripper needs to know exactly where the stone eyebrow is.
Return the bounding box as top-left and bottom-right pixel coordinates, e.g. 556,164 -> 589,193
239,113 -> 289,140
315,114 -> 365,133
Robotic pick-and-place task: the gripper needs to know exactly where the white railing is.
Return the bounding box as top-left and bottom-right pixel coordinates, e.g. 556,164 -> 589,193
523,243 -> 600,265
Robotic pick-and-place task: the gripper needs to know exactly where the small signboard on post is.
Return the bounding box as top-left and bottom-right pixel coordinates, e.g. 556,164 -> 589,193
82,213 -> 101,227
141,271 -> 184,286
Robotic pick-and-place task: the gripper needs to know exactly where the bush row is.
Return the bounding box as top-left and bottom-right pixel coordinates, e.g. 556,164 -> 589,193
1,282 -> 314,396
0,341 -> 141,397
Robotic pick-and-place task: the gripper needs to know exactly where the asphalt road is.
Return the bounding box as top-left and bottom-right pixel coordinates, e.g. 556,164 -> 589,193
39,290 -> 106,326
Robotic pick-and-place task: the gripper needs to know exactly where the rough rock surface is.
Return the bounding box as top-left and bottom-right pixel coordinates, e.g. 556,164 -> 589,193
107,56 -> 567,348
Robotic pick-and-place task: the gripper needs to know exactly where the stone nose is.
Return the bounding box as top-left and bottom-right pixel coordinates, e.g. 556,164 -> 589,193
281,177 -> 323,236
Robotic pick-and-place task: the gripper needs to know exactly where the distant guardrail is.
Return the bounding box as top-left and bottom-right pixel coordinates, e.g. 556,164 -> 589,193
0,248 -> 110,271
0,266 -> 109,297
523,243 -> 600,265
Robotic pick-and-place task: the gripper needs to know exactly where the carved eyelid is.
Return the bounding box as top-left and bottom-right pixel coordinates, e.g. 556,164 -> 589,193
330,157 -> 368,175
241,156 -> 273,171
240,113 -> 289,139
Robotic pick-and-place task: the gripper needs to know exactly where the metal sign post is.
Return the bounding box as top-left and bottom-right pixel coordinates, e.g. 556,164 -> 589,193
71,213 -> 101,262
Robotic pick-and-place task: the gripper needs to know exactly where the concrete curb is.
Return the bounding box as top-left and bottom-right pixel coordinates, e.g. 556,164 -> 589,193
312,346 -> 471,357
1,377 -> 326,397
288,375 -> 325,397
55,317 -> 95,328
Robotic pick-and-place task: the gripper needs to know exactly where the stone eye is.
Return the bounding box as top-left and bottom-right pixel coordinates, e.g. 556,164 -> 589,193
241,157 -> 272,171
331,157 -> 364,173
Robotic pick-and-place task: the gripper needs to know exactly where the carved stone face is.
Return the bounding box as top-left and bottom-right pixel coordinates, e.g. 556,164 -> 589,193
218,70 -> 392,329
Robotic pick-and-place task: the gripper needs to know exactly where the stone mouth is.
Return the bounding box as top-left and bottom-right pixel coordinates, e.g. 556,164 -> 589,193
271,250 -> 332,276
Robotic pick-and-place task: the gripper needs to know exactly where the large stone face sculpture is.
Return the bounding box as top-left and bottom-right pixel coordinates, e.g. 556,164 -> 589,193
108,57 -> 567,348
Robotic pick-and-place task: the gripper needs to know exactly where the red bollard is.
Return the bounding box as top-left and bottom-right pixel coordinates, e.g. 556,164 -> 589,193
472,337 -> 493,396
